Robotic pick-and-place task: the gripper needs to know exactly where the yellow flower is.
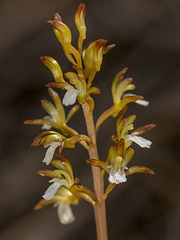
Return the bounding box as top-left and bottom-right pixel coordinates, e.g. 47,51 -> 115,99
87,110 -> 155,198
31,130 -> 92,165
34,156 -> 97,224
24,88 -> 80,135
114,107 -> 156,150
96,68 -> 147,132
87,139 -> 154,199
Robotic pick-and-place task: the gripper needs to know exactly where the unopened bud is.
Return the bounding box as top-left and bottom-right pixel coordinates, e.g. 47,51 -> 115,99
40,56 -> 64,82
53,13 -> 62,21
47,20 -> 72,47
83,39 -> 107,77
75,3 -> 86,40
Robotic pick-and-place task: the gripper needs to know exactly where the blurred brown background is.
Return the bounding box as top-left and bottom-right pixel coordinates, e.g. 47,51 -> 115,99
0,0 -> 180,239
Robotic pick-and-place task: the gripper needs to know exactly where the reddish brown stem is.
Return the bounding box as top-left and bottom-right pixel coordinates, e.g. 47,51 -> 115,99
82,102 -> 108,240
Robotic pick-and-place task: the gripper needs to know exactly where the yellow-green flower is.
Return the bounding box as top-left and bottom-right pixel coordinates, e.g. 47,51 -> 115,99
35,156 -> 97,224
87,109 -> 155,198
96,68 -> 149,132
87,138 -> 154,199
24,88 -> 80,135
31,130 -> 92,165
114,107 -> 156,151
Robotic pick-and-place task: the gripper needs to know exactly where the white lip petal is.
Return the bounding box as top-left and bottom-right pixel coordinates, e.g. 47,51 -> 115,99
123,93 -> 149,106
57,203 -> 75,225
108,166 -> 127,184
43,141 -> 61,165
42,125 -> 52,130
62,86 -> 79,106
135,99 -> 149,106
126,134 -> 152,148
41,116 -> 53,130
43,178 -> 69,200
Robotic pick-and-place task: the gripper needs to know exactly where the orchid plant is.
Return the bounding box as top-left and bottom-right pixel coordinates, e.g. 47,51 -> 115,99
24,3 -> 155,240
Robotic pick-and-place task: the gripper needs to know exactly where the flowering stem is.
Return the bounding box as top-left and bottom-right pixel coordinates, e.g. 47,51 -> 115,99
82,102 -> 108,240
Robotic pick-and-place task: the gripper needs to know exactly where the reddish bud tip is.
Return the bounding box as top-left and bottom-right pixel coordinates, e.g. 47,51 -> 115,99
74,177 -> 80,184
53,13 -> 62,21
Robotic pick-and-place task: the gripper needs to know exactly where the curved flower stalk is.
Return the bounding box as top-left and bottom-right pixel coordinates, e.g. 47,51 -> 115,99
35,156 -> 97,224
31,130 -> 92,165
96,68 -> 149,132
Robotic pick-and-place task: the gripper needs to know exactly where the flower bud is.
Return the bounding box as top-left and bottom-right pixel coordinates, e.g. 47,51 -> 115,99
83,39 -> 107,77
75,3 -> 86,40
47,20 -> 72,47
53,13 -> 62,21
40,56 -> 64,82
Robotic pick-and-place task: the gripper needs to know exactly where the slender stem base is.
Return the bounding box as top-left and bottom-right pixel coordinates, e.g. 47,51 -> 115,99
82,102 -> 108,240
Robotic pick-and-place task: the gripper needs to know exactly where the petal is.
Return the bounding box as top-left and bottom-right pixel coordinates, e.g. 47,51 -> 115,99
123,93 -> 149,106
62,86 -> 79,106
57,203 -> 75,225
43,178 -> 68,200
86,159 -> 110,174
66,104 -> 80,123
108,166 -> 127,184
41,116 -> 53,130
133,124 -> 156,136
135,99 -> 149,106
43,141 -> 61,165
125,166 -> 155,176
126,134 -> 152,148
42,125 -> 52,130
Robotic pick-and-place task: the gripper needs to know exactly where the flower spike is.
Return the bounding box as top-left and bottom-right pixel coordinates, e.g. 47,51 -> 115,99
24,3 -> 155,231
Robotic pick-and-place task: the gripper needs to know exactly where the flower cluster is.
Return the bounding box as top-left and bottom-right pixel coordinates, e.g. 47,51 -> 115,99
35,155 -> 97,224
88,106 -> 155,198
24,3 -> 155,228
